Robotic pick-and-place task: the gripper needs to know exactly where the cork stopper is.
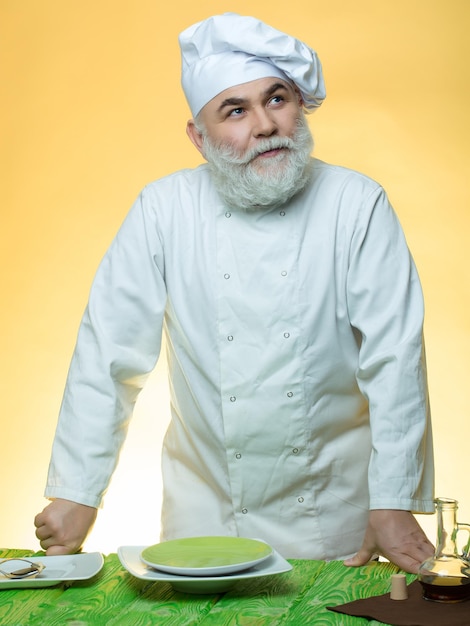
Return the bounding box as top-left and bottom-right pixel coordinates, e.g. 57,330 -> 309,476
390,573 -> 408,600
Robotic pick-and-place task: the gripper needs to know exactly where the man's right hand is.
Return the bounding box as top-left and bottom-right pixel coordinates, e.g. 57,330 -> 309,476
34,498 -> 98,555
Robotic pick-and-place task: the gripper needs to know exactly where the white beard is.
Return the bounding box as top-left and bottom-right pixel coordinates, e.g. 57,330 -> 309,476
200,114 -> 314,212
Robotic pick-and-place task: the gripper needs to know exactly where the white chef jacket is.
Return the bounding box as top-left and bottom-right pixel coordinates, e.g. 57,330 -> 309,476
45,158 -> 434,560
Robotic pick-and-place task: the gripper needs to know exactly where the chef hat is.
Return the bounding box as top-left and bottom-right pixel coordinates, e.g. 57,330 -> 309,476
179,13 -> 326,117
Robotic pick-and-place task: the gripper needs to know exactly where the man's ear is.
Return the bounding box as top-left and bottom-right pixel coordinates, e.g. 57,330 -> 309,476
186,120 -> 205,154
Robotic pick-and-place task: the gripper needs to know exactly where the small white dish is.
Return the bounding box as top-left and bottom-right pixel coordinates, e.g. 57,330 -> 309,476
0,553 -> 104,590
118,545 -> 292,594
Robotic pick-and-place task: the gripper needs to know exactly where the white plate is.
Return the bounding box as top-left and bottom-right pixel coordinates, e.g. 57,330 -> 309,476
0,553 -> 104,590
118,545 -> 292,594
140,536 -> 273,576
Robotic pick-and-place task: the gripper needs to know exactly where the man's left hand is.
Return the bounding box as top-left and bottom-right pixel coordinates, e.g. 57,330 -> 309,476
343,509 -> 434,573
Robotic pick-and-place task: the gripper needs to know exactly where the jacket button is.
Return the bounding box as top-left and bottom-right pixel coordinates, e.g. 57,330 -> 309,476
242,508 -> 248,514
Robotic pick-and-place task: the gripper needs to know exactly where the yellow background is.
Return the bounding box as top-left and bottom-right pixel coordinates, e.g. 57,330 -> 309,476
1,0 -> 469,553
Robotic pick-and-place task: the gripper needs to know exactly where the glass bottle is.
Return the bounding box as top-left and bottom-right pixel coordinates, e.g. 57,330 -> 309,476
418,497 -> 470,602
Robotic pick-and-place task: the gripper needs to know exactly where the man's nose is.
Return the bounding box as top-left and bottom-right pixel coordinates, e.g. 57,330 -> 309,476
252,108 -> 277,137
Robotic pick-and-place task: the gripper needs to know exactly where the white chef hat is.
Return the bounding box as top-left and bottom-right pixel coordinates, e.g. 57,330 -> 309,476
179,13 -> 326,117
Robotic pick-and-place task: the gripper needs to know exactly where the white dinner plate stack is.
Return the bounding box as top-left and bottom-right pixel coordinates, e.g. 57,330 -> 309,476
118,536 -> 292,593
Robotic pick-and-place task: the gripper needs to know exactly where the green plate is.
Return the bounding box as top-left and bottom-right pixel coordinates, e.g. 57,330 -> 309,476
141,536 -> 273,577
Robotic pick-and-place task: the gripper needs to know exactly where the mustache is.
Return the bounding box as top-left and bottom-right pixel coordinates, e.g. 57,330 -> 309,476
203,134 -> 297,166
230,136 -> 295,165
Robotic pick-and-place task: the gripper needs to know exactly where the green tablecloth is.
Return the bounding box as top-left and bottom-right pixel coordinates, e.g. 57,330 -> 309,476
0,548 -> 413,625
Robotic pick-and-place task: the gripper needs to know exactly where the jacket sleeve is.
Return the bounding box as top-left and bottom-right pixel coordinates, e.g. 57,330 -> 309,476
346,186 -> 434,513
45,188 -> 167,508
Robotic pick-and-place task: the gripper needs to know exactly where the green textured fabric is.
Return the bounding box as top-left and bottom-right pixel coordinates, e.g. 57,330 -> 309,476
0,548 -> 408,625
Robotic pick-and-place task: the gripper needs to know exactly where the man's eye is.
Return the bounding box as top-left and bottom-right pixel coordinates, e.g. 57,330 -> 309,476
229,108 -> 244,117
270,95 -> 284,105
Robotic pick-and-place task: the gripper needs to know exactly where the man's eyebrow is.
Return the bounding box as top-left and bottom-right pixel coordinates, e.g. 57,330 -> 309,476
217,96 -> 247,113
263,82 -> 289,97
217,82 -> 290,113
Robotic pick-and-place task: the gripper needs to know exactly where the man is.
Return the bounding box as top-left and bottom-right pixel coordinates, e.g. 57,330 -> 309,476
34,13 -> 435,573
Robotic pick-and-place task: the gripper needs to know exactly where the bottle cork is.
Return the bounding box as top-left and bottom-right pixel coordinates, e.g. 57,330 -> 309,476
390,573 -> 408,600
